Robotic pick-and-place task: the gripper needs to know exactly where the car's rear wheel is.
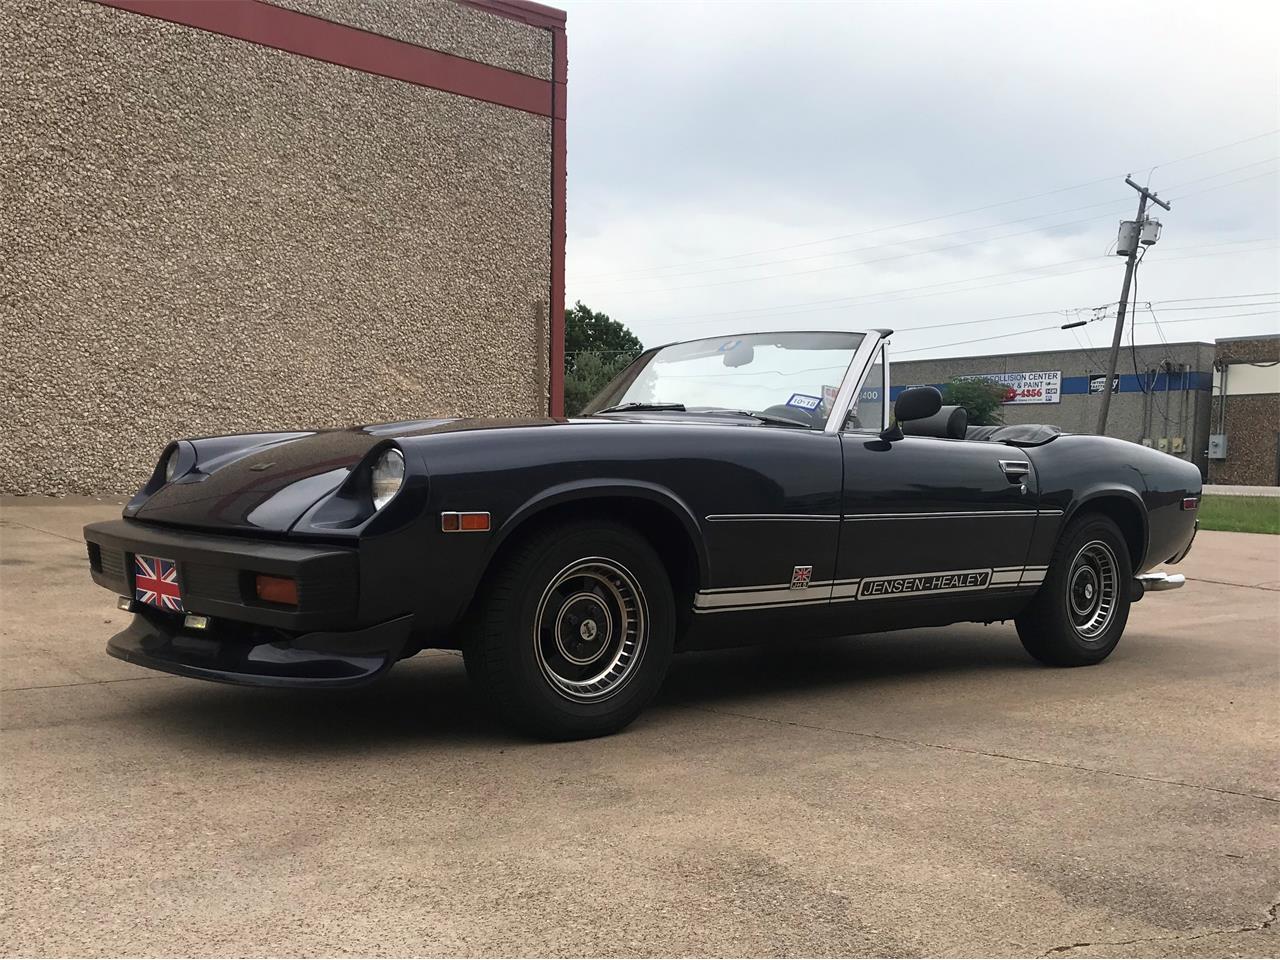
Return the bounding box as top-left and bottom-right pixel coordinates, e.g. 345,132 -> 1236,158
463,520 -> 675,739
1016,513 -> 1133,666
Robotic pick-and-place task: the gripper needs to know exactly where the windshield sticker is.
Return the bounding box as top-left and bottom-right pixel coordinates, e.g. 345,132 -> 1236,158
822,385 -> 840,405
717,339 -> 743,353
786,393 -> 821,411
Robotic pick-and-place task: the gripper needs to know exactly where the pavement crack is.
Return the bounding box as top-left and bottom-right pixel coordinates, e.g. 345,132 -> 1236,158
0,518 -> 82,544
3,675 -> 178,693
685,705 -> 1280,804
1186,575 -> 1280,592
1038,899 -> 1279,957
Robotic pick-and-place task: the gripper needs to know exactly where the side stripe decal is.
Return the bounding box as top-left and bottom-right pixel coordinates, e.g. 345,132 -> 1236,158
694,564 -> 1048,613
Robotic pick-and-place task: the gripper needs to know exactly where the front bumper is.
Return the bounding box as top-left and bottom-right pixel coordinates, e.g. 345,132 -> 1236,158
108,605 -> 413,687
85,518 -> 360,632
85,518 -> 413,686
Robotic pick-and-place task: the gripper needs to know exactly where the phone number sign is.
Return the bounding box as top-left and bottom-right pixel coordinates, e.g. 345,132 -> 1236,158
956,370 -> 1062,404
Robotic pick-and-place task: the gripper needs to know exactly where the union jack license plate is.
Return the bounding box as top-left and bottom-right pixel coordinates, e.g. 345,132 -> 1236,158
134,554 -> 183,612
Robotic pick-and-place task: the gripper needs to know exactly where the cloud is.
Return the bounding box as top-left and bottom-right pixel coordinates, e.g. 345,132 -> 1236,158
560,0 -> 1279,356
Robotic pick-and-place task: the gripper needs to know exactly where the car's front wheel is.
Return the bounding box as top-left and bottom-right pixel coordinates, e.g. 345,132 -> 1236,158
1016,512 -> 1133,666
463,520 -> 675,739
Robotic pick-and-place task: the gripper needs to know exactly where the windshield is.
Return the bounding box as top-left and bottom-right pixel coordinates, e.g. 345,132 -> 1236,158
582,331 -> 865,429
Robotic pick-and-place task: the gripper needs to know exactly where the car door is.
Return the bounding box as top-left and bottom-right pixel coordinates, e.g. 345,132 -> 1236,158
832,348 -> 1041,610
693,426 -> 845,612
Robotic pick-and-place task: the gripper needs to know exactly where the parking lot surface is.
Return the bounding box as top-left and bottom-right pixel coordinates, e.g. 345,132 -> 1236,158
1,497 -> 1277,958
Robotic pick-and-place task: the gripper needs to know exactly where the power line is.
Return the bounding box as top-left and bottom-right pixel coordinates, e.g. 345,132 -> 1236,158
1149,291 -> 1279,303
579,157 -> 1278,297
635,239 -> 1278,329
893,308 -> 1278,357
846,297 -> 1278,340
574,128 -> 1279,281
576,155 -> 1278,291
1164,167 -> 1280,202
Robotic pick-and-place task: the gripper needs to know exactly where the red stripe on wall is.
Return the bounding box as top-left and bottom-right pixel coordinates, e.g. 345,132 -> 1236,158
94,0 -> 553,116
547,25 -> 567,417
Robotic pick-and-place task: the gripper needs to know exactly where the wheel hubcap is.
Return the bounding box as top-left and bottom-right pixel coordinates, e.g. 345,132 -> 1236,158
1066,540 -> 1119,641
534,558 -> 648,702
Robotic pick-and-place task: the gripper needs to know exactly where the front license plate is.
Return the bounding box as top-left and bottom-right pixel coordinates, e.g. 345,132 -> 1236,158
134,554 -> 184,612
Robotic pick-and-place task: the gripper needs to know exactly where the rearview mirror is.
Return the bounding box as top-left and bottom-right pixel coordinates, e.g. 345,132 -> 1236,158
880,386 -> 943,442
722,341 -> 755,368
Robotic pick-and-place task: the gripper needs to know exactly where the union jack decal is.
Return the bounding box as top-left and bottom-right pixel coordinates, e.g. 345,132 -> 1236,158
790,565 -> 814,590
135,554 -> 183,612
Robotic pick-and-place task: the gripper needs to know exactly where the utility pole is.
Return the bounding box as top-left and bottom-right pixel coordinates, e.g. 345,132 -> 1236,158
1095,177 -> 1172,436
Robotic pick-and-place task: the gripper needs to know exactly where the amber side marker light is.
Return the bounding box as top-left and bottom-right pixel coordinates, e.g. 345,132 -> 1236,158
256,574 -> 299,606
441,511 -> 491,532
1182,497 -> 1199,510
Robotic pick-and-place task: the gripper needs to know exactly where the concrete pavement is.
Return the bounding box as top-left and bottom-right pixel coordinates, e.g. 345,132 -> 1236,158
1,497 -> 1277,957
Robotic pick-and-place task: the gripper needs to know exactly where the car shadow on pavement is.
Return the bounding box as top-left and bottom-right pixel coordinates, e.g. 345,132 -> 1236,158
657,627 -> 1037,708
122,628 -> 1037,753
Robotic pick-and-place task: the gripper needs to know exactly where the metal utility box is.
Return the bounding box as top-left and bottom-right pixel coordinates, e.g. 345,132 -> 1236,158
1140,219 -> 1162,246
1117,220 -> 1140,256
1208,434 -> 1228,459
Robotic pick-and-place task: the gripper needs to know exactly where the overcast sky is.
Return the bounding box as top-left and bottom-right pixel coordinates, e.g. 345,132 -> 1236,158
558,0 -> 1279,361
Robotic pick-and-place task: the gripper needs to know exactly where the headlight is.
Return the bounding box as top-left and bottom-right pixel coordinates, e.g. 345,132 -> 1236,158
370,448 -> 405,511
163,448 -> 179,482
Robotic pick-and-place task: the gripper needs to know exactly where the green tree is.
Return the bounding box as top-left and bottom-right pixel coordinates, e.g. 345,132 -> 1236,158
563,301 -> 642,415
942,377 -> 1007,425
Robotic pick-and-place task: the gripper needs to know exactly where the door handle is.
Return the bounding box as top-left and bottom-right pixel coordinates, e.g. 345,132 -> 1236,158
999,460 -> 1030,484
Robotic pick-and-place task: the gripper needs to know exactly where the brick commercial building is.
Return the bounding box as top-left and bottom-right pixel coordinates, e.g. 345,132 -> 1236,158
891,340 -> 1221,477
891,334 -> 1280,485
1,0 -> 566,495
1208,334 -> 1280,486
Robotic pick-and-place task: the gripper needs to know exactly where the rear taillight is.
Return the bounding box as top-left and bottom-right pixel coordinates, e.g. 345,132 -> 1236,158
1182,497 -> 1199,511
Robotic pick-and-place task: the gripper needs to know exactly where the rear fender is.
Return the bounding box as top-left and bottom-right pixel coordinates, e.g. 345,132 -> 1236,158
1063,485 -> 1150,569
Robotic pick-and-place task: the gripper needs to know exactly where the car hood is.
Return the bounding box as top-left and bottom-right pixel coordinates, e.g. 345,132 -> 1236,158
127,414 -> 747,534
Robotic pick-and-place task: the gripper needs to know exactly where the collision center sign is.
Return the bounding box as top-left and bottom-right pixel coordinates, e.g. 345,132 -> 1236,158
955,370 -> 1061,404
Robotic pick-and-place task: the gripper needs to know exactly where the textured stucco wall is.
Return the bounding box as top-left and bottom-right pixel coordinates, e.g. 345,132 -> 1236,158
893,342 -> 1215,474
279,0 -> 552,79
0,0 -> 552,495
1208,336 -> 1280,486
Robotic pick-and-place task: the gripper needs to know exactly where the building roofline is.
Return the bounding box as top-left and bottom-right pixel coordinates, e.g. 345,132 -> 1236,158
458,0 -> 566,30
1214,332 -> 1280,343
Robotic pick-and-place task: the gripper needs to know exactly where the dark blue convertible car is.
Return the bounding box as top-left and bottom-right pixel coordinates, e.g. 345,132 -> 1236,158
85,329 -> 1200,738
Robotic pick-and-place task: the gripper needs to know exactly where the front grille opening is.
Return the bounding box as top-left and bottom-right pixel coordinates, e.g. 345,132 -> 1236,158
87,542 -> 102,572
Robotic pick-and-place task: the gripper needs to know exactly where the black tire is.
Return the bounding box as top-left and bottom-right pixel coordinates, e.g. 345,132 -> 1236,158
1016,512 -> 1133,667
462,520 -> 675,740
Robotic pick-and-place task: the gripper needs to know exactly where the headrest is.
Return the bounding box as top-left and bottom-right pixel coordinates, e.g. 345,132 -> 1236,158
902,404 -> 968,440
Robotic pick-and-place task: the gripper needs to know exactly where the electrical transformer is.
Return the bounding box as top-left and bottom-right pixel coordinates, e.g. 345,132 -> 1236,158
1116,220 -> 1140,256
1140,219 -> 1162,246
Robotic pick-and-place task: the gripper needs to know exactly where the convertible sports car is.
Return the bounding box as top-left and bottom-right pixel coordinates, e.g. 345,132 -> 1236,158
84,329 -> 1200,738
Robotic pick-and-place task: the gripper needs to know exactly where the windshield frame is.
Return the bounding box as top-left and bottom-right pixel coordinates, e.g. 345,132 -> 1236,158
580,330 -> 890,434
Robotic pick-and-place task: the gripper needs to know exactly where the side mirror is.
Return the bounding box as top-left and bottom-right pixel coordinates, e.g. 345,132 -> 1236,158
881,386 -> 943,442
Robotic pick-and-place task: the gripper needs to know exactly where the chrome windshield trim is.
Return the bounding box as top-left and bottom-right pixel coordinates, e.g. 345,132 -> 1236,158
823,331 -> 887,435
880,337 -> 892,432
